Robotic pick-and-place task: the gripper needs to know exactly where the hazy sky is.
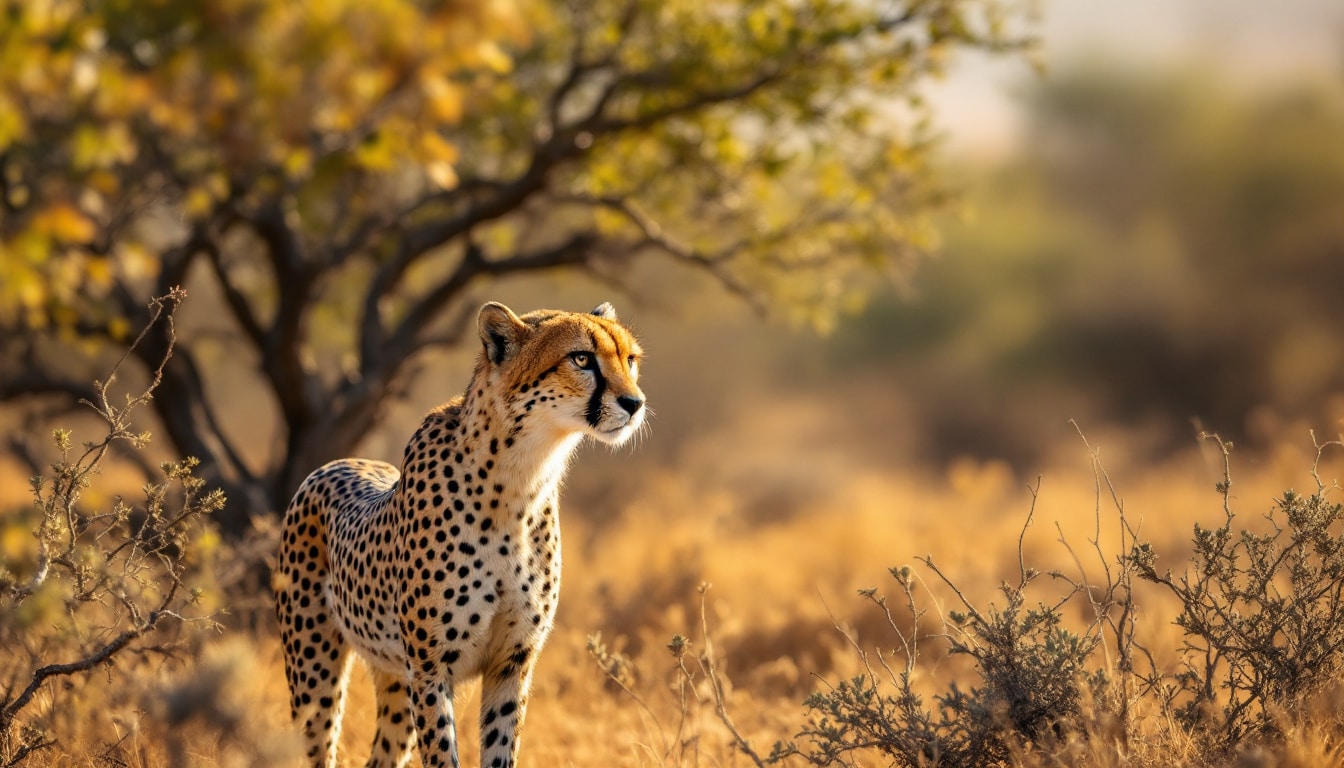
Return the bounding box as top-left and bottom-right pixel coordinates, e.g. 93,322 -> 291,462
931,0 -> 1344,157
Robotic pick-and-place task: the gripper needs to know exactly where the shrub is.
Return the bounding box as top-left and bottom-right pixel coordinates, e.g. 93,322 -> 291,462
793,481 -> 1123,767
586,433 -> 1344,767
791,434 -> 1344,766
1129,434 -> 1344,757
0,289 -> 227,766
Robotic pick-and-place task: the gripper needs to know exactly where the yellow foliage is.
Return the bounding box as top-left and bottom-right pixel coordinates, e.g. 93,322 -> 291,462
426,161 -> 459,190
84,256 -> 113,291
419,131 -> 460,165
421,72 -> 465,123
353,131 -> 399,171
107,315 -> 130,342
0,0 -> 1003,336
282,146 -> 312,179
349,66 -> 391,104
32,204 -> 95,243
0,94 -> 26,149
0,259 -> 44,324
474,41 -> 514,74
184,187 -> 215,219
593,207 -> 629,235
70,121 -> 136,170
113,241 -> 156,281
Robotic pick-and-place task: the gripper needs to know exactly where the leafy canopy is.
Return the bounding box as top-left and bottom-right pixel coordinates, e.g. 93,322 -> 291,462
0,0 -> 1033,524
2,0 -> 1030,329
0,0 -> 519,328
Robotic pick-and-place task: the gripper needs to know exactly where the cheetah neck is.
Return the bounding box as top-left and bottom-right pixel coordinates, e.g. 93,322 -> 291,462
397,381 -> 585,528
472,383 -> 583,498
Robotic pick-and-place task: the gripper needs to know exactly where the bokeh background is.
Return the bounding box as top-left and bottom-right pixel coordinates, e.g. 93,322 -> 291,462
3,0 -> 1344,765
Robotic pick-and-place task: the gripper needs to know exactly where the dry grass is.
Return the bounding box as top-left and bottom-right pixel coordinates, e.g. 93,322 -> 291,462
4,385 -> 1343,766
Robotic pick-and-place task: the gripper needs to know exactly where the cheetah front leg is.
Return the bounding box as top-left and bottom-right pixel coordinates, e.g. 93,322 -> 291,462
364,670 -> 414,768
408,672 -> 461,768
478,648 -> 536,768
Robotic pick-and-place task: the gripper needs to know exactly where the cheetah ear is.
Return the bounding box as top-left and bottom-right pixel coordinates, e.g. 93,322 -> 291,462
478,302 -> 528,365
590,302 -> 617,321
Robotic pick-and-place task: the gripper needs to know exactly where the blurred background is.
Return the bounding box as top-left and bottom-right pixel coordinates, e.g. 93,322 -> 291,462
559,0 -> 1344,518
847,0 -> 1344,469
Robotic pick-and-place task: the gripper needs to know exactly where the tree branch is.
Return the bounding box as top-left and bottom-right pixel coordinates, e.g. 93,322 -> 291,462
587,69 -> 784,135
231,202 -> 323,442
201,235 -> 266,349
351,3 -> 864,369
0,370 -> 99,405
338,177 -> 506,270
323,232 -> 597,481
170,345 -> 256,486
356,169 -> 567,369
247,200 -> 306,279
558,192 -> 770,313
151,230 -> 211,311
407,299 -> 482,357
386,232 -> 596,361
546,0 -> 641,131
349,41 -> 785,349
1,581 -> 180,727
1,737 -> 56,768
132,332 -> 261,527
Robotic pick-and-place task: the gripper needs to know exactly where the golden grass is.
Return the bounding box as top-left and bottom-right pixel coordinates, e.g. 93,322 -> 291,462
7,394 -> 1344,767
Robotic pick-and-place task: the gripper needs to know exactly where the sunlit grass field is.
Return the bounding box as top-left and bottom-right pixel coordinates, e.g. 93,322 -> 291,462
6,378 -> 1341,766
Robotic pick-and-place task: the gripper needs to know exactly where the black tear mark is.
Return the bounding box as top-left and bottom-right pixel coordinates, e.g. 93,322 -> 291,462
584,332 -> 606,427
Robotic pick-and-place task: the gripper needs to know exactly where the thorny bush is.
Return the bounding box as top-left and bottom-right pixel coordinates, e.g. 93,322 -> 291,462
793,475 -> 1126,768
593,432 -> 1344,767
794,433 -> 1344,766
1129,434 -> 1344,757
0,289 -> 226,767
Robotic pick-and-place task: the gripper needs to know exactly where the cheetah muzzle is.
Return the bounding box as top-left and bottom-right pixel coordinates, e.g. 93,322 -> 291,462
275,302 -> 646,767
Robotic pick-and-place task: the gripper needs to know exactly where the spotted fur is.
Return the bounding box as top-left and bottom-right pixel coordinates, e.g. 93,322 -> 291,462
275,302 -> 646,768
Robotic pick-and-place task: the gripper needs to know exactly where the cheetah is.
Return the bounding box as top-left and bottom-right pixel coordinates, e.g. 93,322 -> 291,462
274,302 -> 646,768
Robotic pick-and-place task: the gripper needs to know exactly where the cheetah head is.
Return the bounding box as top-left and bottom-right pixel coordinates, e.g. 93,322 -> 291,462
477,301 -> 646,446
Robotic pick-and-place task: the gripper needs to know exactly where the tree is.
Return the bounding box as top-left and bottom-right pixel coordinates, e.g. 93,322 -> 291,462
0,0 -> 1033,531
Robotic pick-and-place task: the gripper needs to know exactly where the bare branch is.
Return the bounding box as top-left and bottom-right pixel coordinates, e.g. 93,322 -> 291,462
246,200 -> 307,278
384,232 -> 597,363
1,737 -> 55,768
2,583 -> 179,725
695,584 -> 771,768
164,345 -> 257,486
201,236 -> 266,348
0,370 -> 99,404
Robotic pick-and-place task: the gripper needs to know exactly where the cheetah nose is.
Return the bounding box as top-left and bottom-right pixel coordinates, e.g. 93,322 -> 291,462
616,395 -> 644,416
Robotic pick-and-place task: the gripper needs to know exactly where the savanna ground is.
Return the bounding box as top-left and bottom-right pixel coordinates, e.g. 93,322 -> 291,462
4,290 -> 1344,767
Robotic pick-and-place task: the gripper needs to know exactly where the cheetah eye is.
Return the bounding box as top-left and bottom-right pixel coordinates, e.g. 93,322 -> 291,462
569,351 -> 595,370
627,355 -> 638,375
